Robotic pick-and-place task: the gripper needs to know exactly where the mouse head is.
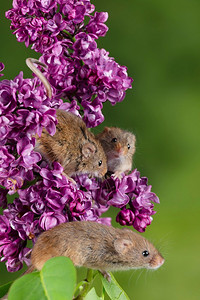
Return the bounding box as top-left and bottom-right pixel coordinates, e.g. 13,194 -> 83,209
77,139 -> 107,178
114,229 -> 164,270
98,127 -> 136,160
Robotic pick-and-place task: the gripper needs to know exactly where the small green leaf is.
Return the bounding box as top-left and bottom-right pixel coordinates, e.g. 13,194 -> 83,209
0,281 -> 14,298
8,257 -> 76,300
41,256 -> 76,300
84,287 -> 102,300
99,272 -> 130,300
8,272 -> 46,300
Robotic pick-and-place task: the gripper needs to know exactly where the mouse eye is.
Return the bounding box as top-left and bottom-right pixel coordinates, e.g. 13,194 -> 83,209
112,138 -> 117,143
127,143 -> 130,149
142,250 -> 149,257
98,160 -> 102,167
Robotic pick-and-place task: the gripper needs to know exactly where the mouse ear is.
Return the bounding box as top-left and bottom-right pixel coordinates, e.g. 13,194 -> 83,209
114,238 -> 133,254
82,142 -> 96,158
103,127 -> 110,133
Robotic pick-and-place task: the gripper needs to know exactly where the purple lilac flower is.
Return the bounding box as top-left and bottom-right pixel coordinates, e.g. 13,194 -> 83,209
46,13 -> 67,36
39,212 -> 67,231
97,170 -> 160,232
82,98 -> 104,127
116,209 -> 135,226
34,0 -> 57,13
6,0 -> 133,128
6,0 -> 98,50
86,12 -> 109,37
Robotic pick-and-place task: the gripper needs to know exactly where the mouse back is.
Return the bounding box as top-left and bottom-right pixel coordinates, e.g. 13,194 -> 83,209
36,110 -> 107,178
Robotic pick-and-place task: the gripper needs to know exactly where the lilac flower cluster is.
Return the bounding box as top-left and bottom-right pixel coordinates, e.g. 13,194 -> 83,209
106,171 -> 160,232
89,170 -> 159,233
0,0 -> 160,272
6,0 -> 133,128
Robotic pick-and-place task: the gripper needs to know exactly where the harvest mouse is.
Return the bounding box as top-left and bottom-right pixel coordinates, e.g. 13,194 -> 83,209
26,58 -> 107,180
35,110 -> 107,178
96,127 -> 136,179
29,221 -> 164,275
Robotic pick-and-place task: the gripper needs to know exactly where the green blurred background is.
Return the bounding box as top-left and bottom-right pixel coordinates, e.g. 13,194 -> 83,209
1,0 -> 200,299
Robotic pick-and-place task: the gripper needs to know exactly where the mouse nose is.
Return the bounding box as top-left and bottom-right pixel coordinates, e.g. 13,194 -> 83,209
158,256 -> 165,267
115,143 -> 128,156
155,255 -> 165,269
149,254 -> 165,269
116,142 -> 122,153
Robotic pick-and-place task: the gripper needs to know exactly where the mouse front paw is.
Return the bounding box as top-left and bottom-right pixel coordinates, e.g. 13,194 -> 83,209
99,270 -> 111,282
63,173 -> 76,185
112,171 -> 123,180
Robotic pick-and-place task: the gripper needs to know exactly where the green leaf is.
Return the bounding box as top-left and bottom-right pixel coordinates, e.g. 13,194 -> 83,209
0,281 -> 14,298
99,272 -> 130,300
84,287 -> 102,300
8,272 -> 46,300
8,257 -> 76,300
41,256 -> 76,300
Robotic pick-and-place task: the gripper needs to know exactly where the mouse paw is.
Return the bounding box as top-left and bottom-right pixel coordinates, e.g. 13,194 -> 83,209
99,270 -> 111,282
63,173 -> 76,185
112,171 -> 123,180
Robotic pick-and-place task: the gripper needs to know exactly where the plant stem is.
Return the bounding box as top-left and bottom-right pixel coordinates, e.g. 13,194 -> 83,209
62,30 -> 76,42
21,176 -> 41,190
74,269 -> 94,299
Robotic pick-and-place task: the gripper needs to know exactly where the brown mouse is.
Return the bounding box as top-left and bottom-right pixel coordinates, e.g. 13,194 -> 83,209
26,58 -> 107,179
35,110 -> 107,179
29,221 -> 164,274
96,127 -> 136,179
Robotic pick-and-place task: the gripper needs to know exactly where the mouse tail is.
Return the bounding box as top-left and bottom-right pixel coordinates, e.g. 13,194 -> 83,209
23,265 -> 36,275
26,58 -> 52,99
